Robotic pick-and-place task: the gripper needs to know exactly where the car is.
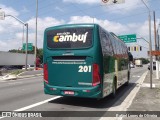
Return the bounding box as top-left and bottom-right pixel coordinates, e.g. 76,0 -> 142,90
22,65 -> 35,70
148,62 -> 156,70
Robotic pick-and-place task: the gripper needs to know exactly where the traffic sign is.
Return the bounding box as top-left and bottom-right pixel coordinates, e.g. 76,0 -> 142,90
22,43 -> 33,51
0,11 -> 5,20
148,51 -> 160,56
101,0 -> 125,5
118,34 -> 137,43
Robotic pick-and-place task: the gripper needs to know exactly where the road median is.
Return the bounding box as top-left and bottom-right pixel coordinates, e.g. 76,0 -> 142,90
0,70 -> 43,81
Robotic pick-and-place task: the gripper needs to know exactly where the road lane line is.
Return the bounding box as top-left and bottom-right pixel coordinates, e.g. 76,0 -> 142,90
17,76 -> 42,80
99,71 -> 148,120
0,96 -> 61,119
132,75 -> 140,78
14,96 -> 61,111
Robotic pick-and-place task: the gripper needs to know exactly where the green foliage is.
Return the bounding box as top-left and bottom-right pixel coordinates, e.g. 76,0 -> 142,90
11,70 -> 24,75
139,58 -> 149,64
9,49 -> 24,53
37,48 -> 43,63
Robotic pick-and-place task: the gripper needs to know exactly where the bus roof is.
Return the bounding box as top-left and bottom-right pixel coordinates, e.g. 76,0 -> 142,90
45,23 -> 99,31
110,32 -> 126,45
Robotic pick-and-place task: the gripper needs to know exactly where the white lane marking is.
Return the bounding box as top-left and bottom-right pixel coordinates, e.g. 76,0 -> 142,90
14,96 -> 61,111
17,76 -> 42,80
132,75 -> 140,78
141,83 -> 155,88
99,71 -> 148,120
0,96 -> 61,119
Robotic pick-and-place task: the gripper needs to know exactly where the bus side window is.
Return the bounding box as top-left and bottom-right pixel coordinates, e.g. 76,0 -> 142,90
109,34 -> 116,55
100,33 -> 112,55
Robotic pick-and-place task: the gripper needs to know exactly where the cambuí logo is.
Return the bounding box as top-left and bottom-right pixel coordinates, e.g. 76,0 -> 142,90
53,32 -> 88,43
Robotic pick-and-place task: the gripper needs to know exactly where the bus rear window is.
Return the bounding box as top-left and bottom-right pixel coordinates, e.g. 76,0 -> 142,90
47,27 -> 93,49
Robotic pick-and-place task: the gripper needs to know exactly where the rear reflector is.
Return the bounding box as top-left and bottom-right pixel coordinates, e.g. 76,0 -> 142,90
43,63 -> 48,84
92,64 -> 100,86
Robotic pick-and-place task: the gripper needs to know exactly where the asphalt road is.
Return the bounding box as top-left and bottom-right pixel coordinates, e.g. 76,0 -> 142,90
0,66 -> 148,120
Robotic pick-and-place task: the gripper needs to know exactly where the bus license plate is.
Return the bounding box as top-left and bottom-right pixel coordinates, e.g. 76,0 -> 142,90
64,91 -> 74,95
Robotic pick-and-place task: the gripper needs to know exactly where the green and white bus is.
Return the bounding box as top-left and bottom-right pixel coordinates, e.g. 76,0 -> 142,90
43,24 -> 132,99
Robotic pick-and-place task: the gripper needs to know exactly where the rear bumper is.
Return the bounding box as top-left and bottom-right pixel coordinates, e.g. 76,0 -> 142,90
44,83 -> 102,98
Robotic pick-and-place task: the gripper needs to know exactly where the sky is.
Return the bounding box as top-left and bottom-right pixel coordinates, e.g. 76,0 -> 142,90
0,0 -> 160,58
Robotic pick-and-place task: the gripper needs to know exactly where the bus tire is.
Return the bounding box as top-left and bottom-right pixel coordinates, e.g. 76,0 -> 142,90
111,78 -> 117,98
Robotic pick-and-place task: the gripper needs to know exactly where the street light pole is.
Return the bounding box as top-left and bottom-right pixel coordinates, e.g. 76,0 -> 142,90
4,14 -> 29,71
34,0 -> 38,70
141,0 -> 152,89
25,23 -> 28,71
22,26 -> 24,49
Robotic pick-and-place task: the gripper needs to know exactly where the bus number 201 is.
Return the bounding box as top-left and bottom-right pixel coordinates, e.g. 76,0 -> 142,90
78,65 -> 91,72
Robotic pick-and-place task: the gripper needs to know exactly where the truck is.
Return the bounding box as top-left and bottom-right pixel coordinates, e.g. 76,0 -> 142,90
0,51 -> 34,68
135,59 -> 143,67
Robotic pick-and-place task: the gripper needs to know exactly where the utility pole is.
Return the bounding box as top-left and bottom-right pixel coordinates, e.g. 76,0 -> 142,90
141,0 -> 153,89
157,23 -> 160,50
153,11 -> 157,59
157,23 -> 160,60
34,0 -> 38,70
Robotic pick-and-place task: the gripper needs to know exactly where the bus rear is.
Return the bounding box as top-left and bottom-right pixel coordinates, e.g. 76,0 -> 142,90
43,24 -> 103,98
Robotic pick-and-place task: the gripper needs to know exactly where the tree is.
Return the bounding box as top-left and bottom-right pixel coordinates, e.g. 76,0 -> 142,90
139,58 -> 149,64
37,48 -> 43,63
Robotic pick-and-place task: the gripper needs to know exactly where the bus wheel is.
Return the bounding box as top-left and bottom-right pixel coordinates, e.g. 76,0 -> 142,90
111,80 -> 116,98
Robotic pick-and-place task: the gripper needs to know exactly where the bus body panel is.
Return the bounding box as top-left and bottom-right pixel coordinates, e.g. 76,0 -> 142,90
44,83 -> 101,98
43,24 -> 129,99
102,56 -> 115,97
43,24 -> 103,98
47,56 -> 93,87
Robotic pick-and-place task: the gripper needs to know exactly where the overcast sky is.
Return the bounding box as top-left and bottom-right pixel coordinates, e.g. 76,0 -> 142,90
0,0 -> 160,58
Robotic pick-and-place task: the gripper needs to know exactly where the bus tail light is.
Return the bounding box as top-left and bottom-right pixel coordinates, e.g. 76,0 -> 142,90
44,63 -> 48,84
92,64 -> 100,86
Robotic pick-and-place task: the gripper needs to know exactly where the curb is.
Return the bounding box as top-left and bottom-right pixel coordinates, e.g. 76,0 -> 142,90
0,73 -> 43,81
17,74 -> 43,79
99,71 -> 148,120
0,73 -> 17,81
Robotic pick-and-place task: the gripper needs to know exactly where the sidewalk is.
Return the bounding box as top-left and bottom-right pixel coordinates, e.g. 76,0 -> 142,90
123,70 -> 160,120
